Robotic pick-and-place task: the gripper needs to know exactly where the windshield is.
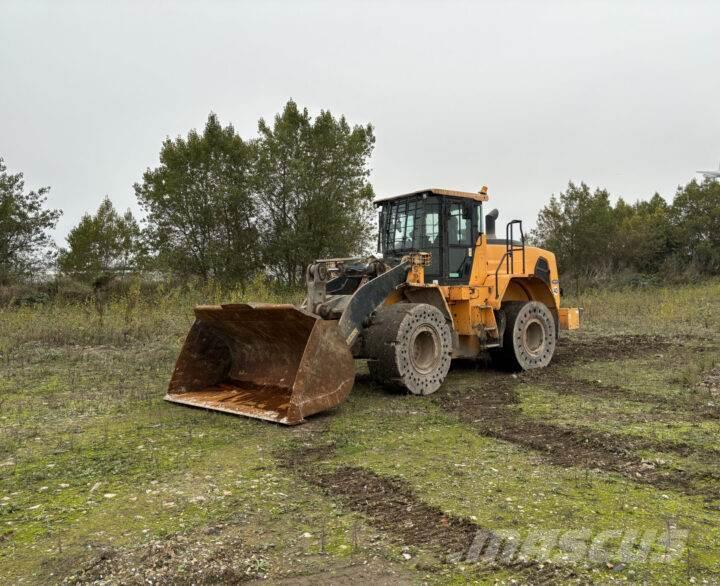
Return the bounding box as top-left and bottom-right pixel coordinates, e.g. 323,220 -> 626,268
380,196 -> 440,253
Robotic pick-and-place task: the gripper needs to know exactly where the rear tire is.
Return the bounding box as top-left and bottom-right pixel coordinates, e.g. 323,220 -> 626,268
495,301 -> 556,371
365,303 -> 452,395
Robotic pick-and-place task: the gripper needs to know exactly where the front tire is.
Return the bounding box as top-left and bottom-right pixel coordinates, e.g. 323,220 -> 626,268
496,301 -> 556,371
366,303 -> 452,395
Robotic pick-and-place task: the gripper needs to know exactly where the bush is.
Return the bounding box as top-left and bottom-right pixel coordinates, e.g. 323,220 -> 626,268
46,277 -> 94,304
0,283 -> 48,307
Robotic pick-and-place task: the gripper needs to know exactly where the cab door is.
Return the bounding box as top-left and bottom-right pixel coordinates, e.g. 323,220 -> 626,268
442,200 -> 475,285
421,197 -> 443,281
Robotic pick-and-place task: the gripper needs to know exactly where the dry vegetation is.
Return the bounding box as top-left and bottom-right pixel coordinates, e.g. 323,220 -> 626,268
1,280 -> 720,584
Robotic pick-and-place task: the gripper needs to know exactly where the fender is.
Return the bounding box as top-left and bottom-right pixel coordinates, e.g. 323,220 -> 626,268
398,283 -> 455,330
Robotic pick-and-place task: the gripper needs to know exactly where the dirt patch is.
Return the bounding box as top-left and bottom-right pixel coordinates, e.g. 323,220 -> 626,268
476,416 -> 720,496
311,465 -> 478,555
282,441 -> 579,584
539,334 -> 720,420
63,524 -> 267,585
436,360 -> 720,499
552,334 -> 673,367
699,367 -> 720,398
524,371 -> 720,422
284,441 -> 478,556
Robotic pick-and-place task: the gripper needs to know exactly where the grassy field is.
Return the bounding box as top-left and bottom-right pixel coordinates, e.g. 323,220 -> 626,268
1,281 -> 720,584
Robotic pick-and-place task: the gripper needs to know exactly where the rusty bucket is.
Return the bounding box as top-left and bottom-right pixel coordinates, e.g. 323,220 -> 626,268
165,304 -> 355,425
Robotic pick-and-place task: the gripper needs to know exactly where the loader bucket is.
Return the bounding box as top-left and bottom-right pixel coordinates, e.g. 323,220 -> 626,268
165,304 -> 355,425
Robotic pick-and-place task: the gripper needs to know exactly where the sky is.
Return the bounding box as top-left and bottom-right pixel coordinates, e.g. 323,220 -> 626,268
1,0 -> 719,243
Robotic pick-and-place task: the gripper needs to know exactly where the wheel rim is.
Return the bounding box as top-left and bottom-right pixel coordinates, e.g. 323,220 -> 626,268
409,326 -> 440,374
523,319 -> 545,356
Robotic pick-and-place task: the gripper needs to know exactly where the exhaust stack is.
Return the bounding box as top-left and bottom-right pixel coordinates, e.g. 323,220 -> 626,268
485,208 -> 499,239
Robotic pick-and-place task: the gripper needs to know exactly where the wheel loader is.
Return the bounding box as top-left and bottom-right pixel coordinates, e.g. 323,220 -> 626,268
165,186 -> 580,424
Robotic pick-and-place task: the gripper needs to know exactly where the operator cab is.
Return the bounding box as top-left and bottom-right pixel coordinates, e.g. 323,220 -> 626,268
376,188 -> 488,285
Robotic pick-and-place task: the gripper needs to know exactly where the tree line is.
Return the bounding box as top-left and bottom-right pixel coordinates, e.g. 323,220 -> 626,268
1,99 -> 719,290
0,100 -> 376,288
531,179 -> 720,282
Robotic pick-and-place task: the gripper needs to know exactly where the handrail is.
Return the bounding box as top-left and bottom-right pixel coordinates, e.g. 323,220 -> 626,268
495,250 -> 511,298
495,220 -> 526,298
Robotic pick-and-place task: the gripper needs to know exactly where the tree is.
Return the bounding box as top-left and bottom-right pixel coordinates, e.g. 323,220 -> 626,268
135,113 -> 258,283
255,100 -> 376,286
613,194 -> 672,273
58,197 -> 144,280
0,157 -> 62,283
671,178 -> 720,274
531,182 -> 615,277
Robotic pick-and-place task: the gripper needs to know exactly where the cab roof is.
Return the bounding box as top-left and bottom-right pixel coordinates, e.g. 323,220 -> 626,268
374,187 -> 489,205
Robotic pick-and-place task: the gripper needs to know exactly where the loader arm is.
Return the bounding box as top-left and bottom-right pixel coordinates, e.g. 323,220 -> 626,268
337,261 -> 411,346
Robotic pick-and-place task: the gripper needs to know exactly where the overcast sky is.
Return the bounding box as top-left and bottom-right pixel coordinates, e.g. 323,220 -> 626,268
1,0 -> 718,242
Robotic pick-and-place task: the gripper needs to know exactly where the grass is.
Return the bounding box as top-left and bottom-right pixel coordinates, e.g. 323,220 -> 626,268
1,279 -> 720,583
564,279 -> 720,336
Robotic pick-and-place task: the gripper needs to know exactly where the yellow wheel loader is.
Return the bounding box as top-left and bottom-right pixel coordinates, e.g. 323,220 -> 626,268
166,187 -> 580,424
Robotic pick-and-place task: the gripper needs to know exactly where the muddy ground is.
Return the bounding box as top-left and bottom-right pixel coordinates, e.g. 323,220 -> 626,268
2,292 -> 720,584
